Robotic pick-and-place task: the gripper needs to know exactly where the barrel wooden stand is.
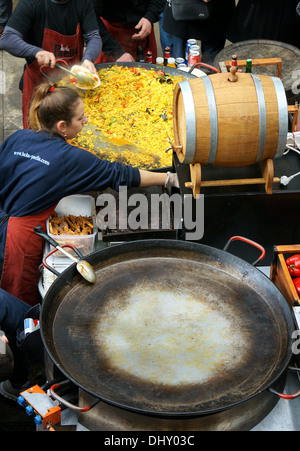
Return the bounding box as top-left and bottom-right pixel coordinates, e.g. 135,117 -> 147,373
185,158 -> 280,198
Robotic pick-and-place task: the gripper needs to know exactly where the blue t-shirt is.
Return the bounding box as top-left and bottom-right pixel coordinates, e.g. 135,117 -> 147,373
0,129 -> 140,217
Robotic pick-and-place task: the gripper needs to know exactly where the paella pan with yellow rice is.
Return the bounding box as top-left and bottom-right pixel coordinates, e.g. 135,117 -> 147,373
65,63 -> 195,170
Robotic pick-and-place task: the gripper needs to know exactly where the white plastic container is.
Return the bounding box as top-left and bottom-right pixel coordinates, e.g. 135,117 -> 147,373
46,194 -> 97,258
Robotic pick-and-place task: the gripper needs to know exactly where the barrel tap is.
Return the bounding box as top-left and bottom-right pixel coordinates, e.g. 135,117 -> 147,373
165,135 -> 182,154
229,54 -> 238,82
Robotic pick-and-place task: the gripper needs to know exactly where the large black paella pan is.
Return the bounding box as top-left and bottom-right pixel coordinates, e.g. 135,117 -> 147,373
40,239 -> 295,416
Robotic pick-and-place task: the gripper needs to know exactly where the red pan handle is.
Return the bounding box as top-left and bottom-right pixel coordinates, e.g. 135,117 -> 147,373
188,62 -> 220,74
223,235 -> 266,266
50,381 -> 99,412
269,387 -> 300,399
268,366 -> 300,399
43,244 -> 80,277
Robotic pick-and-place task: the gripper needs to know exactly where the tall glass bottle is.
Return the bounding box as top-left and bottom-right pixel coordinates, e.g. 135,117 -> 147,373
246,59 -> 252,73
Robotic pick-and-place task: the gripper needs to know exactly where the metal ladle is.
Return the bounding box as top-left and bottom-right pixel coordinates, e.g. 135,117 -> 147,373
34,225 -> 96,284
40,61 -> 100,90
55,64 -> 97,88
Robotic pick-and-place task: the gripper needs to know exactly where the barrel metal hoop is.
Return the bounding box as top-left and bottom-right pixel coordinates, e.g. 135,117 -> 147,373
202,76 -> 218,165
178,80 -> 196,164
250,74 -> 267,162
271,76 -> 288,159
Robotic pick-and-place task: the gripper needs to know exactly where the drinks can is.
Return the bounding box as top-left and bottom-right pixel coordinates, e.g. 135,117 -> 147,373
24,318 -> 40,336
185,39 -> 197,62
177,63 -> 187,71
188,49 -> 201,67
190,44 -> 200,53
175,57 -> 186,67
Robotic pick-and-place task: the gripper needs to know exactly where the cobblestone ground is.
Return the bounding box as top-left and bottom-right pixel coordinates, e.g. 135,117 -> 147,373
0,50 -> 23,145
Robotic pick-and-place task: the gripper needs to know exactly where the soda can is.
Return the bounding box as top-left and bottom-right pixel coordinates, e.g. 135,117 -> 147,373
185,39 -> 197,62
190,44 -> 200,54
175,57 -> 186,67
24,318 -> 40,336
188,49 -> 201,67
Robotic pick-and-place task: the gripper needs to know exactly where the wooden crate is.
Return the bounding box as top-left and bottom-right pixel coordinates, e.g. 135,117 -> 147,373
270,245 -> 300,307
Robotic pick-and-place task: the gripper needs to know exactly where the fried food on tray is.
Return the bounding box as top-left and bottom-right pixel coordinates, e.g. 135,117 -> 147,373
49,212 -> 93,235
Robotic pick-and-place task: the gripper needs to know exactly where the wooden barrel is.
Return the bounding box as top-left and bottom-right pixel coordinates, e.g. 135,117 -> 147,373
173,72 -> 288,167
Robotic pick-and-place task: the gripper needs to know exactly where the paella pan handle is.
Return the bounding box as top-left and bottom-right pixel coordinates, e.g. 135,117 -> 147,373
34,225 -> 84,259
42,245 -> 83,277
268,366 -> 300,399
35,225 -> 96,284
223,235 -> 266,266
188,62 -> 220,74
49,380 -> 99,412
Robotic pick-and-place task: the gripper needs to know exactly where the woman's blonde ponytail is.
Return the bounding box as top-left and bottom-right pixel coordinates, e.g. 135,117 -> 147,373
29,83 -> 54,131
28,82 -> 81,132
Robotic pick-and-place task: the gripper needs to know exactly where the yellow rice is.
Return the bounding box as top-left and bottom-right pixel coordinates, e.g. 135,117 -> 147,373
68,65 -> 184,169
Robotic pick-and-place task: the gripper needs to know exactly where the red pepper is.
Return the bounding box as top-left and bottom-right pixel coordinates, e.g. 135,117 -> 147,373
286,254 -> 300,277
293,277 -> 300,294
